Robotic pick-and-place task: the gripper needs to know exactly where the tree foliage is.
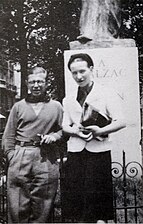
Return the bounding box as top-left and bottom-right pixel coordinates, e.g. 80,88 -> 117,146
0,0 -> 143,99
0,0 -> 81,99
121,0 -> 143,83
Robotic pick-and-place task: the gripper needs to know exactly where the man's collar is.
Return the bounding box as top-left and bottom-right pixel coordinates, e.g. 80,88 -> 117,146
25,93 -> 50,103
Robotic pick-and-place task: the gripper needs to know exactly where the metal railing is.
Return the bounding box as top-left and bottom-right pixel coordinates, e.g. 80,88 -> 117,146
0,151 -> 142,223
0,158 -> 7,224
112,151 -> 143,223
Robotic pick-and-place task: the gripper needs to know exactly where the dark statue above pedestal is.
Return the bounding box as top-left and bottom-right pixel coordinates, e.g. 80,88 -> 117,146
77,0 -> 121,42
70,0 -> 135,49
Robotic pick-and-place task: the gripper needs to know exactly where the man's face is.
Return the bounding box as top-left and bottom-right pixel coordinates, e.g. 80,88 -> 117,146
70,60 -> 93,87
27,73 -> 47,97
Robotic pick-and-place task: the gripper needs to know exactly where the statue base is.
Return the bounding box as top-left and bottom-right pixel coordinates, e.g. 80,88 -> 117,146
69,38 -> 136,50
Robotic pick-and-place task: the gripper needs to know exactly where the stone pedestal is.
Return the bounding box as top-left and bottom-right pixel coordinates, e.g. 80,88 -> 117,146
69,38 -> 136,50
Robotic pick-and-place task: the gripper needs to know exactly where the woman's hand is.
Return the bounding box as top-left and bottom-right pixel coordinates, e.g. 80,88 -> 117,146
73,126 -> 93,141
78,131 -> 93,142
85,125 -> 102,137
62,125 -> 93,142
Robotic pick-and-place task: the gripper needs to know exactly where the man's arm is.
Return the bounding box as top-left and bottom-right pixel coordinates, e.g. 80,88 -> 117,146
40,102 -> 63,144
2,104 -> 18,161
52,103 -> 63,140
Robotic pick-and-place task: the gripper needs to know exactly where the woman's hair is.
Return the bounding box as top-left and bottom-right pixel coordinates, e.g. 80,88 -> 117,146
68,53 -> 94,70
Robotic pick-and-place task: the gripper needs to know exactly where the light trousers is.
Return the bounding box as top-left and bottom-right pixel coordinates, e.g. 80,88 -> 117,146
7,145 -> 59,223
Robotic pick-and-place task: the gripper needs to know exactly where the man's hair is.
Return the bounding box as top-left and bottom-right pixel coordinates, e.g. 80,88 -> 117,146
68,53 -> 94,70
28,66 -> 47,78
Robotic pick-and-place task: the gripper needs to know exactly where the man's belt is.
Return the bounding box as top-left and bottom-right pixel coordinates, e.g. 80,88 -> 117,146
16,140 -> 40,147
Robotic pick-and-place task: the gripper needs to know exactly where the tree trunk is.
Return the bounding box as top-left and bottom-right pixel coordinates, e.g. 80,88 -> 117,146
20,52 -> 28,99
17,0 -> 28,99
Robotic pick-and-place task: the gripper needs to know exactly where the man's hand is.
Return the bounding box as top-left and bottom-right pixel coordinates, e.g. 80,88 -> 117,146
39,134 -> 56,145
7,151 -> 15,163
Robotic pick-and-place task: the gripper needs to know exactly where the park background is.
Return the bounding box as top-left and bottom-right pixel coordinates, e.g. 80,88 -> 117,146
0,0 -> 143,223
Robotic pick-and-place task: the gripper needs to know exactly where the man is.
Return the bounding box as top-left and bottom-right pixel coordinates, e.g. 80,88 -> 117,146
62,53 -> 126,223
2,66 -> 63,223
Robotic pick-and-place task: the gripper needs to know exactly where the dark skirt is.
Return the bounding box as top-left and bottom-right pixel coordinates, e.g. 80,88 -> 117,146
61,149 -> 114,222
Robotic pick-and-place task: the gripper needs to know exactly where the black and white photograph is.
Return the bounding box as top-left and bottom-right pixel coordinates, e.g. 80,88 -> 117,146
0,0 -> 143,223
